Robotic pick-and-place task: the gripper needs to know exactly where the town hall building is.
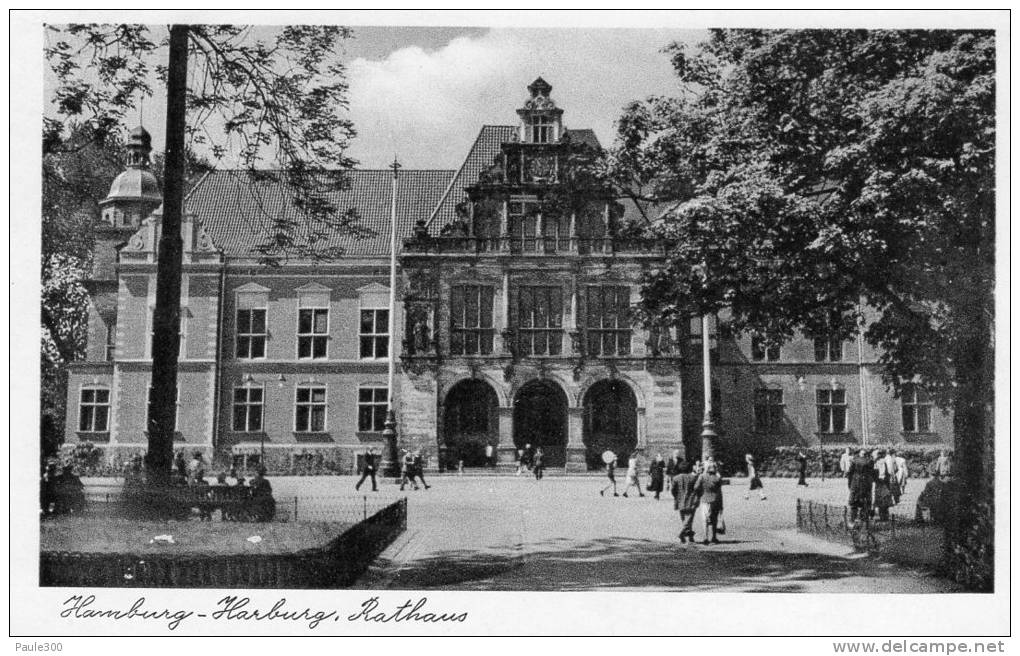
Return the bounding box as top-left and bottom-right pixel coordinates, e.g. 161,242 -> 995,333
65,78 -> 953,473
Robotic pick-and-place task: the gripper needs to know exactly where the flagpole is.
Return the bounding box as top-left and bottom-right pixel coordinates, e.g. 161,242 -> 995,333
383,156 -> 402,478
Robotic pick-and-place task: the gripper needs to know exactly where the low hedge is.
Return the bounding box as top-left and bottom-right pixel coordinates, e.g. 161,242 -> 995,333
733,446 -> 952,479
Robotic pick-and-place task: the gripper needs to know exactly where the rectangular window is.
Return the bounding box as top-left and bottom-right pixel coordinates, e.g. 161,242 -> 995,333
530,115 -> 554,143
813,336 -> 843,362
78,387 -> 110,432
359,309 -> 390,359
236,308 -> 267,359
509,200 -> 538,252
295,386 -> 327,432
585,286 -> 631,356
751,335 -> 781,362
816,388 -> 847,433
105,322 -> 116,362
232,386 -> 264,432
298,308 -> 329,359
902,384 -> 932,433
450,285 -> 495,355
753,388 -> 784,433
517,286 -> 563,356
357,387 -> 389,432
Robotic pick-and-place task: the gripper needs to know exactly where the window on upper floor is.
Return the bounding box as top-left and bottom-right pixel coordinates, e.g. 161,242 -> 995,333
528,115 -> 554,143
297,308 -> 329,359
585,286 -> 631,357
753,388 -> 784,433
357,386 -> 389,432
517,286 -> 563,356
105,321 -> 117,362
232,385 -> 264,433
813,336 -> 844,362
236,308 -> 267,359
751,335 -> 781,362
508,200 -> 540,252
450,285 -> 494,356
901,384 -> 933,433
78,386 -> 110,433
295,385 -> 327,432
816,388 -> 847,434
359,309 -> 389,360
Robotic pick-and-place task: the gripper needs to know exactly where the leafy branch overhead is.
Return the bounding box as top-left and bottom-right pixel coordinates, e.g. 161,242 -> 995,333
608,29 -> 994,406
45,24 -> 365,261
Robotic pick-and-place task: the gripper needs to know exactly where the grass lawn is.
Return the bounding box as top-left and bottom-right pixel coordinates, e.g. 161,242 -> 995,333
40,517 -> 350,556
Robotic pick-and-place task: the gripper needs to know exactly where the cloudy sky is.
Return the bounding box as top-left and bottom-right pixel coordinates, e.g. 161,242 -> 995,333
45,25 -> 705,171
343,26 -> 703,169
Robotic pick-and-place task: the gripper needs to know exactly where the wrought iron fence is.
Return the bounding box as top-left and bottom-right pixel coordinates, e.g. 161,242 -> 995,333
40,497 -> 407,588
796,499 -> 945,568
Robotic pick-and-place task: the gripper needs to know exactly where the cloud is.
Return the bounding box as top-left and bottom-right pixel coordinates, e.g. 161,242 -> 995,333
345,28 -> 700,170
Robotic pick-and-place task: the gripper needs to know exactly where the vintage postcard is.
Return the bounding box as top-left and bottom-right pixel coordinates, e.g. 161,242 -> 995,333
9,8 -> 1011,645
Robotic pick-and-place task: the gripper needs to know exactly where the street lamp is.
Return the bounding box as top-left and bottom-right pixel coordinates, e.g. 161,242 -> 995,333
700,313 -> 717,461
382,156 -> 402,479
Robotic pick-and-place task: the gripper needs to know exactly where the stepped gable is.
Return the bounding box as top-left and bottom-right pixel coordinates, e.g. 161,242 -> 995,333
185,169 -> 455,258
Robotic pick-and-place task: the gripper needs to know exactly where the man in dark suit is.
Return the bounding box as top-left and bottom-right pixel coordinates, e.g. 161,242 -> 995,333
693,462 -> 724,544
355,448 -> 379,492
847,449 -> 876,524
670,460 -> 701,543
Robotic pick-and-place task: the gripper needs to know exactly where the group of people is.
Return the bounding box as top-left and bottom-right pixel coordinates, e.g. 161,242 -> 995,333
399,449 -> 431,491
843,447 -> 917,523
516,444 -> 547,480
39,463 -> 86,516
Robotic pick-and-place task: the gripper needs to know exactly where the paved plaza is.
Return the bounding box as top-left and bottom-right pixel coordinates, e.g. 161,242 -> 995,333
266,473 -> 956,593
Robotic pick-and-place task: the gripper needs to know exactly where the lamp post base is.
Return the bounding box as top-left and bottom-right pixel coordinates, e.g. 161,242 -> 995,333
381,410 -> 399,478
700,420 -> 718,462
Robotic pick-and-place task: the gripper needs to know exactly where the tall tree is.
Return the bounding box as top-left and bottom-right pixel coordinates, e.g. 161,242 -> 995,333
612,29 -> 994,566
46,24 -> 360,485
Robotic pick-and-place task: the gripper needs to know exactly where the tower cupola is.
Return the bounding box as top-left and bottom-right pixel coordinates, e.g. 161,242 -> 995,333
99,125 -> 163,229
517,77 -> 563,144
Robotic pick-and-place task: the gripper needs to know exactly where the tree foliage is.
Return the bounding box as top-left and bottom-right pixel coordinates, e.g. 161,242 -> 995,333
45,24 -> 365,261
612,29 -> 994,409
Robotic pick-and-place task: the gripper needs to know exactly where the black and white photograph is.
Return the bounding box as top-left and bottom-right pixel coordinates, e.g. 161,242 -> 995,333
10,9 -> 1010,643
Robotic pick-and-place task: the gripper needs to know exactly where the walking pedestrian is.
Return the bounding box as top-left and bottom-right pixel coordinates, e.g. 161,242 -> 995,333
873,449 -> 895,520
839,447 -> 852,476
796,451 -> 809,486
648,453 -> 666,500
693,462 -> 724,544
412,450 -> 431,489
533,447 -> 545,480
485,443 -> 495,469
933,450 -> 952,480
744,453 -> 766,501
355,448 -> 379,492
599,452 -> 619,497
666,449 -> 683,478
399,450 -> 418,491
516,448 -> 527,476
884,449 -> 901,505
671,460 -> 700,543
893,449 -> 908,496
847,449 -> 875,525
622,451 -> 645,498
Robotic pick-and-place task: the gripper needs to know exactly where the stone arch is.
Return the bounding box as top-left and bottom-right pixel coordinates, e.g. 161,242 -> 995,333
581,378 -> 640,470
512,378 -> 570,468
442,378 -> 501,467
577,370 -> 647,409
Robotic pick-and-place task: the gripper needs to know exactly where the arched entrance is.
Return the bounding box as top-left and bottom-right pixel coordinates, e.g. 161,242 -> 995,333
582,380 -> 638,470
443,379 -> 499,467
513,379 -> 568,467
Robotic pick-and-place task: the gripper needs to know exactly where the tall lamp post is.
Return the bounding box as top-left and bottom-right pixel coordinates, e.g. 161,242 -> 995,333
382,157 -> 402,478
700,313 -> 717,461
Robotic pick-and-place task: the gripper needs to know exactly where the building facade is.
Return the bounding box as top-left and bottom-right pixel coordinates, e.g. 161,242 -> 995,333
64,79 -> 953,472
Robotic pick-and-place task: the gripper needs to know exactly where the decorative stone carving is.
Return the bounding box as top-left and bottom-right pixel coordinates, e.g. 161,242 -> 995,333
127,232 -> 146,251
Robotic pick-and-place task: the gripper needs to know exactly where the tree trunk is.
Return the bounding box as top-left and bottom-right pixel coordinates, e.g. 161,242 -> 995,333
145,25 -> 189,488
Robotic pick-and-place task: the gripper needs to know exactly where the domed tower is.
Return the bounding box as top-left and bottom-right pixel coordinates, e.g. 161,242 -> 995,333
93,126 -> 163,280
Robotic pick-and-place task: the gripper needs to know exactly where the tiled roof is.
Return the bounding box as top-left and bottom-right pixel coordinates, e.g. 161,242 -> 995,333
426,125 -> 518,232
185,169 -> 454,257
